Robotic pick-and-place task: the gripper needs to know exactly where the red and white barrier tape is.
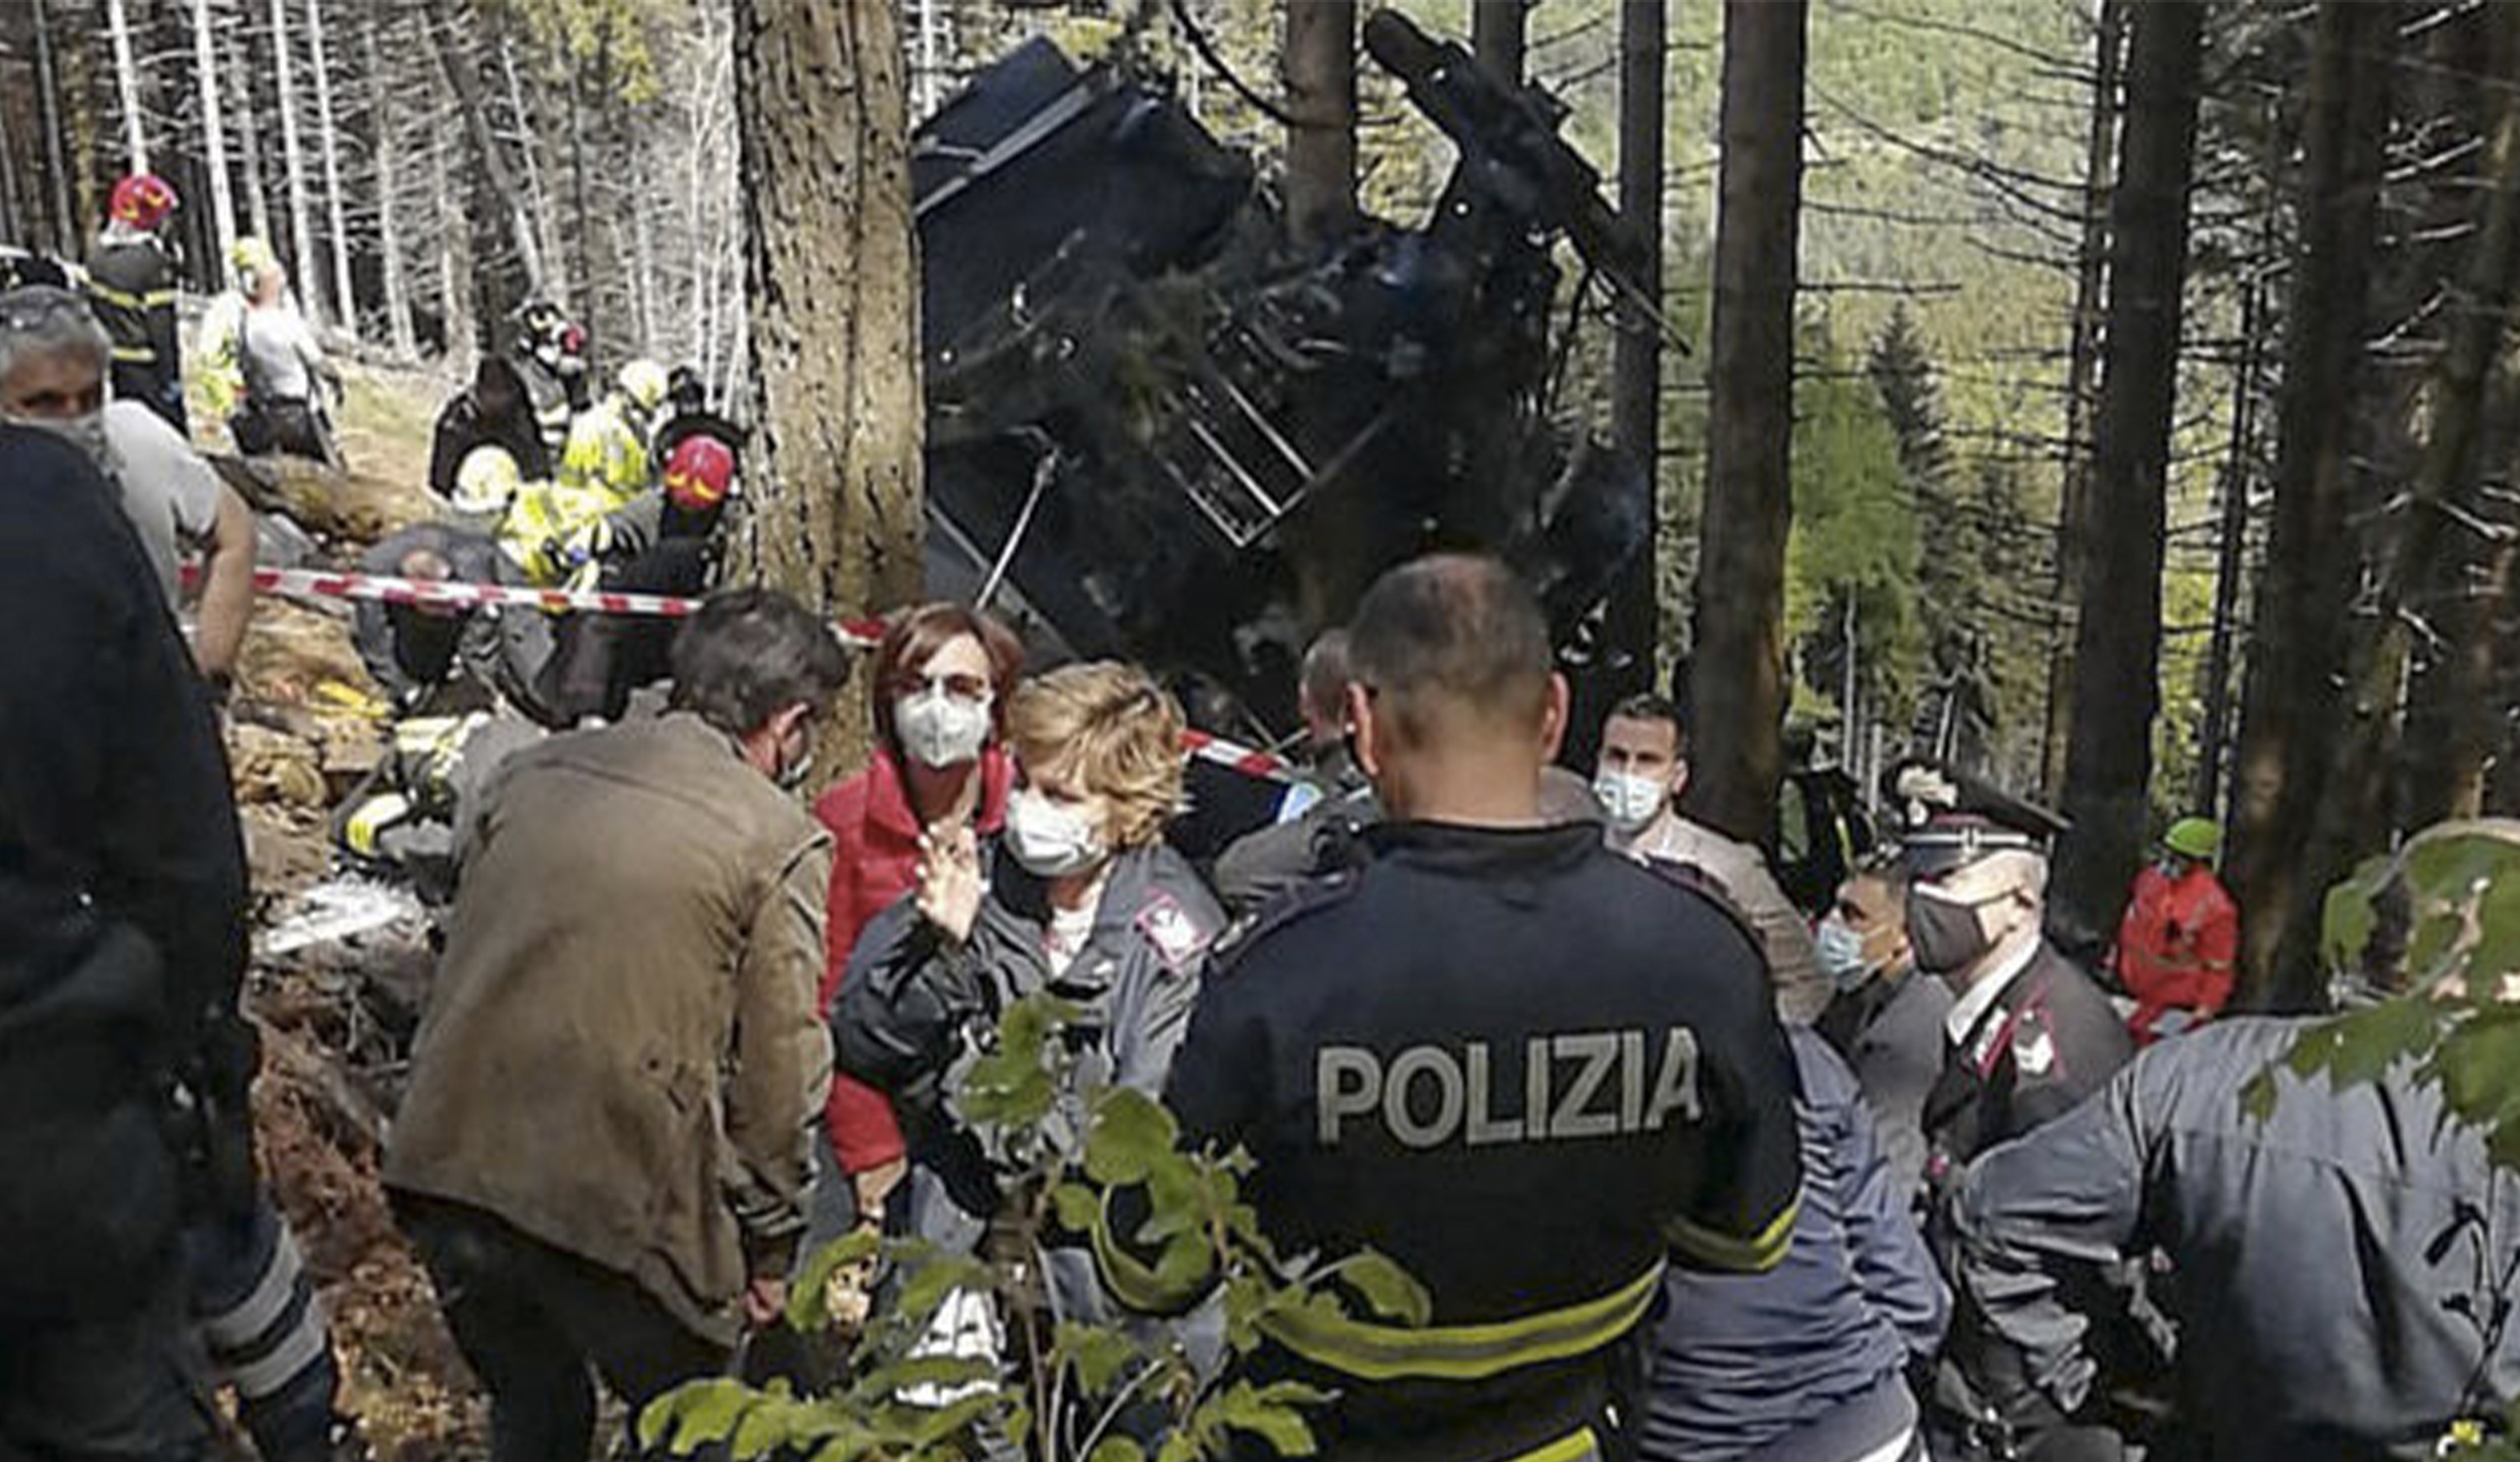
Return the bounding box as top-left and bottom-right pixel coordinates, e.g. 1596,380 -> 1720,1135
222,564 -> 1298,781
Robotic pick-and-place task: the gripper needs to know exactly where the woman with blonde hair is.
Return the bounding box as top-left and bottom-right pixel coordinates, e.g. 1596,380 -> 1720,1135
833,661 -> 1223,1332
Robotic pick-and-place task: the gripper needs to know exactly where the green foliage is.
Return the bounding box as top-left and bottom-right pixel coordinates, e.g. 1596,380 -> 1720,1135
2254,829 -> 2520,1176
640,992 -> 1425,1460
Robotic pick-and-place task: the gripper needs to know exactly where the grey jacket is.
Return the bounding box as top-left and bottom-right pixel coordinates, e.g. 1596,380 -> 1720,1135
1949,1017 -> 2520,1461
834,841 -> 1221,1242
1816,969 -> 1954,1207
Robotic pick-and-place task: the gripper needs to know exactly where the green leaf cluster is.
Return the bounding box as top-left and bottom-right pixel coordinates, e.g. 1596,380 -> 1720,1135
640,993 -> 1428,1460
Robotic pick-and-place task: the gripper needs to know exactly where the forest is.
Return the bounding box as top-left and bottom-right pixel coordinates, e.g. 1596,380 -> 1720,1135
12,0 -> 2520,1007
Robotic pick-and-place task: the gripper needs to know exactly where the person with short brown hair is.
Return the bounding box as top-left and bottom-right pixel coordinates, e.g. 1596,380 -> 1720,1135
1102,553 -> 1805,1459
834,659 -> 1222,1346
808,602 -> 1025,1237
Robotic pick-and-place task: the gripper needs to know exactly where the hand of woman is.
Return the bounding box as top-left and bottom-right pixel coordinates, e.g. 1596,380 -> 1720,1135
916,823 -> 985,945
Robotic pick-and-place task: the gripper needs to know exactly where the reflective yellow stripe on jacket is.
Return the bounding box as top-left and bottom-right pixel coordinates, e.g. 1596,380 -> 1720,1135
1667,1190 -> 1800,1275
1258,1261 -> 1669,1385
88,283 -> 177,311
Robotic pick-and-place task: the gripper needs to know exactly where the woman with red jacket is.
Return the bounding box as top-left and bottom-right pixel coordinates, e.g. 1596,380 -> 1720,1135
809,603 -> 1023,1238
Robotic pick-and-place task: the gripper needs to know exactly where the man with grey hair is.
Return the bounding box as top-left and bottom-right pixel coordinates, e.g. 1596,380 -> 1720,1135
0,285 -> 258,687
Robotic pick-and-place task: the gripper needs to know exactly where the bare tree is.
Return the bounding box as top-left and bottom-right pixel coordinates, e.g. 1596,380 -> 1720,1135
2050,0 -> 2205,950
2227,0 -> 2397,1008
105,0 -> 147,174
190,0 -> 236,263
270,0 -> 324,324
368,0 -> 416,357
1284,0 -> 1357,246
1688,0 -> 1808,845
2038,0 -> 2125,797
731,0 -> 926,769
1606,0 -> 1665,687
305,0 -> 357,336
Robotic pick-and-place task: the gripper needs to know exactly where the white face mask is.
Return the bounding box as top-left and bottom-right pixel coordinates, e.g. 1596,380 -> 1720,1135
1592,770 -> 1668,835
894,687 -> 993,770
1005,788 -> 1108,879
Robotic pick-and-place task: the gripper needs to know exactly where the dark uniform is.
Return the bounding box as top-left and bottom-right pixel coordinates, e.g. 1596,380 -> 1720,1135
1116,821 -> 1805,1462
1816,967 -> 1952,1207
1952,1018 -> 2520,1462
1919,942 -> 2129,1193
87,231 -> 186,434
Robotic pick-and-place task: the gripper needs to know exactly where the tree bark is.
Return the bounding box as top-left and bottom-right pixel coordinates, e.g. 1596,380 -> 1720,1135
431,107 -> 475,361
2226,0 -> 2396,1009
2194,257 -> 2265,818
228,20 -> 274,246
191,0 -> 237,264
2378,21 -> 2520,830
1606,0 -> 1666,691
2048,0 -> 2204,953
1687,0 -> 1808,846
2040,0 -> 2125,799
305,0 -> 357,336
1284,0 -> 1358,248
270,0 -> 323,325
106,0 -> 149,174
1472,0 -> 1529,86
427,6 -> 545,296
368,0 -> 416,358
33,0 -> 77,253
732,0 -> 926,774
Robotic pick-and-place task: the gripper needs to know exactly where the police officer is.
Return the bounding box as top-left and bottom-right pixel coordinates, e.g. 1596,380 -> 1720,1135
1897,767 -> 2130,1190
1947,822 -> 2520,1460
1108,553 -> 1805,1462
1213,629 -> 1380,916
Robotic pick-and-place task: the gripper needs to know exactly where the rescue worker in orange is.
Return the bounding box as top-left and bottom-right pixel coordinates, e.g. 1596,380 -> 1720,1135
2111,817 -> 2239,1045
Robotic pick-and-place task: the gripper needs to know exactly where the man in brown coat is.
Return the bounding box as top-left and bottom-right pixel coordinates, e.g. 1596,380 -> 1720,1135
385,589 -> 848,1462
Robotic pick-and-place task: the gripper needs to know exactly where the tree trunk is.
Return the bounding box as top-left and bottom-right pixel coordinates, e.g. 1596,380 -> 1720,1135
228,20 -> 274,245
2040,0 -> 2126,799
305,0 -> 357,336
1605,0 -> 1665,691
427,6 -> 545,295
732,0 -> 926,774
191,0 -> 237,264
2381,26 -> 2520,828
2226,0 -> 2396,1009
1284,0 -> 1357,248
368,1 -> 416,358
2048,0 -> 2204,954
432,108 -> 475,361
501,38 -> 566,306
106,0 -> 149,174
1687,0 -> 1807,846
1472,0 -> 1529,86
32,0 -> 76,253
270,0 -> 323,325
2194,257 -> 2265,818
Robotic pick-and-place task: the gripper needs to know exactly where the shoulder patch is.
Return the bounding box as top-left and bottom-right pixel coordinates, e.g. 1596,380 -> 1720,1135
1135,891 -> 1214,975
2010,1002 -> 2061,1079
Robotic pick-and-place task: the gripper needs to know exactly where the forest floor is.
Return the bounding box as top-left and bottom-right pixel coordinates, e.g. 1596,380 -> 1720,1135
203,357 -> 490,1459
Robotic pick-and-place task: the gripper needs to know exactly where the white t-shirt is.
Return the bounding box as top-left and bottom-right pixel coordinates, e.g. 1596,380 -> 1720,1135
102,399 -> 222,607
241,303 -> 324,402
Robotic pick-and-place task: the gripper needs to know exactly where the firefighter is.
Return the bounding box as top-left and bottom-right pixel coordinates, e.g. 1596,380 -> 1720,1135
506,299 -> 582,461
1100,554 -> 1804,1461
195,235 -> 274,423
2111,817 -> 2240,1044
86,173 -> 186,433
556,357 -> 671,504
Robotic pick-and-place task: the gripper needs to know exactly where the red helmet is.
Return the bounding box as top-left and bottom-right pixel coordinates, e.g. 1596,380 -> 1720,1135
663,435 -> 736,512
109,174 -> 179,231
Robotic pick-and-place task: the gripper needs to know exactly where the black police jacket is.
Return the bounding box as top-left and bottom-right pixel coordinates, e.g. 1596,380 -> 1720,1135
1128,820 -> 1805,1462
85,235 -> 179,372
1921,941 -> 2130,1192
1949,1017 -> 2520,1461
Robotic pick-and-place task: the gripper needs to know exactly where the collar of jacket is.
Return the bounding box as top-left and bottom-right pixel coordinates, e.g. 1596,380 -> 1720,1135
977,840 -> 1168,986
864,744 -> 1014,841
1364,819 -> 1602,877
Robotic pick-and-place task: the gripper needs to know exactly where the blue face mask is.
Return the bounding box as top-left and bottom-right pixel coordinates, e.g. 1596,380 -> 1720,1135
1814,914 -> 1877,993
